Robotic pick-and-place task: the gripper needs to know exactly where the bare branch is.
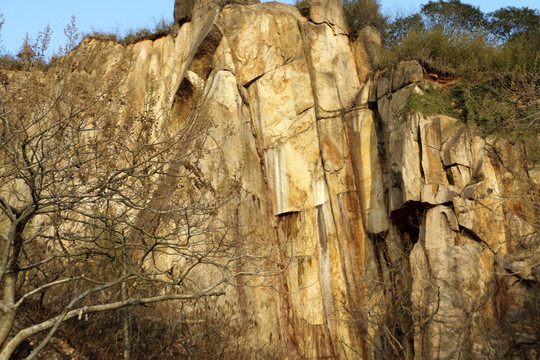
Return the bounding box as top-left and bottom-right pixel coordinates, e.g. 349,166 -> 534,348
0,290 -> 225,360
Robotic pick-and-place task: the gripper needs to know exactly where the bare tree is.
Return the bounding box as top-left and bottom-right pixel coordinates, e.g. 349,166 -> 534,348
0,25 -> 251,360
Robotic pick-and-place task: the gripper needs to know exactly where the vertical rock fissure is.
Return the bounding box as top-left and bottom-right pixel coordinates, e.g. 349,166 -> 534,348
296,21 -> 340,355
315,204 -> 337,356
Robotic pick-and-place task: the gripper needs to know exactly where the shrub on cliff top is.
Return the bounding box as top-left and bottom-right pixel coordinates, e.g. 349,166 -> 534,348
86,17 -> 173,45
383,1 -> 539,76
382,1 -> 539,164
342,0 -> 387,37
294,0 -> 387,38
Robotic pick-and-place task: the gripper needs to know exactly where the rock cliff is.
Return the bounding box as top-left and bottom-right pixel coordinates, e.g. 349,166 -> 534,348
19,0 -> 540,358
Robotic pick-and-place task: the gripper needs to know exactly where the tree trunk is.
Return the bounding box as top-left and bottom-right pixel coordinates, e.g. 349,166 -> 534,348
122,282 -> 130,360
0,272 -> 17,350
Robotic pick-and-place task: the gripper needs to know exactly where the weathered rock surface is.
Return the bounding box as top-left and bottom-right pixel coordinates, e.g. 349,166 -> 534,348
309,0 -> 349,35
12,1 -> 539,359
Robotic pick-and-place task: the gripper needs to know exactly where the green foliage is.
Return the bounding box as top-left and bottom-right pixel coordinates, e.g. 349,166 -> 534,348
453,79 -> 539,166
386,13 -> 424,46
450,82 -> 516,131
383,1 -> 540,79
342,0 -> 387,37
487,6 -> 540,41
86,29 -> 119,42
420,0 -> 486,34
294,0 -> 387,38
120,28 -> 155,44
381,26 -> 502,78
405,76 -> 539,164
405,83 -> 461,118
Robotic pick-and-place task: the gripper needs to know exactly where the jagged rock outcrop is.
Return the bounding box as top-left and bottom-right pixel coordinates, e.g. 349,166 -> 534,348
174,0 -> 260,23
8,0 -> 539,358
375,66 -> 539,359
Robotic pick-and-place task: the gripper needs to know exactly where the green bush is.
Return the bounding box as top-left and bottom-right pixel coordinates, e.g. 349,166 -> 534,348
381,2 -> 539,163
294,0 -> 387,38
342,0 -> 387,37
381,26 -> 506,78
405,76 -> 539,165
405,83 -> 460,118
383,1 -> 539,76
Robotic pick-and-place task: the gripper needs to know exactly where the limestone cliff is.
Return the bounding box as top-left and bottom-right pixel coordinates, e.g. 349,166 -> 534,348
21,0 -> 540,358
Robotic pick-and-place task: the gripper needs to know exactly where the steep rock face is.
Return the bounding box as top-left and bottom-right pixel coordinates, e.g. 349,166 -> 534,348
33,1 -> 539,358
375,66 -> 539,359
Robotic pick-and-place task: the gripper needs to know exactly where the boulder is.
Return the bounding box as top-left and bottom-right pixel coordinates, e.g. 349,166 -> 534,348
392,60 -> 423,92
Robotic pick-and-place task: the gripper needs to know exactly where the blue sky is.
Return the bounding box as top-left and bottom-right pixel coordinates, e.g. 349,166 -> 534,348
0,0 -> 538,57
